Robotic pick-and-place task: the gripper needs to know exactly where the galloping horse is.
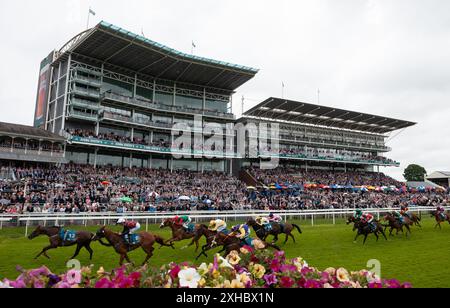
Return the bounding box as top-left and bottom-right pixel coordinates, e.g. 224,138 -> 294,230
384,214 -> 411,236
246,218 -> 302,244
354,220 -> 387,244
28,225 -> 95,260
210,231 -> 281,257
431,211 -> 450,229
160,218 -> 199,250
403,212 -> 422,228
94,227 -> 173,266
193,224 -> 228,260
348,218 -> 387,245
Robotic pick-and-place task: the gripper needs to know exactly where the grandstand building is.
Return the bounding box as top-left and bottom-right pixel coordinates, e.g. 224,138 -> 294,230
35,21 -> 258,173
237,97 -> 416,173
24,21 -> 416,175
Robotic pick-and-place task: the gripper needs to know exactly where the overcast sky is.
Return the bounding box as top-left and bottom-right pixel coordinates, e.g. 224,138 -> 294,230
0,0 -> 449,180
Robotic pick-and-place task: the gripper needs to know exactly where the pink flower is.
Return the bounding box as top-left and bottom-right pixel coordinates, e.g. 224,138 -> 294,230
304,280 -> 322,288
33,280 -> 45,289
29,266 -> 51,278
95,278 -> 114,289
263,274 -> 278,286
270,260 -> 281,272
169,265 -> 181,280
8,279 -> 26,289
280,277 -> 295,288
385,279 -> 401,289
368,282 -> 383,289
280,264 -> 297,273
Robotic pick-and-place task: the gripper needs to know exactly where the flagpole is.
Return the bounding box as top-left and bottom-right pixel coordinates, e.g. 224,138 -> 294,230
87,7 -> 91,30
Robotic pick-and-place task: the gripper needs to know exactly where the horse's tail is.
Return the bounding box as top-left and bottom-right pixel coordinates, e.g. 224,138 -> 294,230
154,235 -> 171,247
292,224 -> 303,234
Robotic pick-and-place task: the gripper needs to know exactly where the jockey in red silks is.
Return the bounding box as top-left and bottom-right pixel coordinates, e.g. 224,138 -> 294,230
117,218 -> 141,242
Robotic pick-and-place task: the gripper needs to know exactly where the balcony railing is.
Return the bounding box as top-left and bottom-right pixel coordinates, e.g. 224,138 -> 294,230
100,112 -> 234,136
258,151 -> 400,167
69,136 -> 236,158
69,110 -> 98,121
72,86 -> 100,99
71,98 -> 101,110
0,146 -> 65,161
73,75 -> 102,88
101,92 -> 235,120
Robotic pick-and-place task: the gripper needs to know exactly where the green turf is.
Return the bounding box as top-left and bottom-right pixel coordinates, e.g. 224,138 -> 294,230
0,217 -> 449,288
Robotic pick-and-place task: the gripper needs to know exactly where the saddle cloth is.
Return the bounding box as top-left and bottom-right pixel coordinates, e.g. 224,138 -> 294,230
124,234 -> 140,245
59,229 -> 77,242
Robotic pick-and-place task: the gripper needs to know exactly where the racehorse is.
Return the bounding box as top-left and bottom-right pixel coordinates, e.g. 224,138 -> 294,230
210,231 -> 281,257
28,225 -> 95,261
351,219 -> 388,245
402,212 -> 422,228
93,227 -> 173,266
431,211 -> 450,229
160,218 -> 199,250
384,214 -> 411,236
347,215 -> 388,244
246,218 -> 302,244
193,224 -> 229,260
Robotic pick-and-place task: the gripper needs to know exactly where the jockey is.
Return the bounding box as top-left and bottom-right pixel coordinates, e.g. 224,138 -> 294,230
117,218 -> 141,242
354,209 -> 364,221
400,204 -> 411,219
174,215 -> 192,232
231,224 -> 252,246
256,216 -> 272,231
268,213 -> 283,223
360,213 -> 376,231
437,205 -> 446,220
208,219 -> 228,234
393,211 -> 405,224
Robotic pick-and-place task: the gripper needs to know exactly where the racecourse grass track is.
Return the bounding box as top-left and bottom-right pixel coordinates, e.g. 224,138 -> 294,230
0,217 -> 449,288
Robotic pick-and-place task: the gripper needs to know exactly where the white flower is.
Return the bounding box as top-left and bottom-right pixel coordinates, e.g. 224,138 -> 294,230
0,280 -> 12,289
216,255 -> 234,269
178,268 -> 202,288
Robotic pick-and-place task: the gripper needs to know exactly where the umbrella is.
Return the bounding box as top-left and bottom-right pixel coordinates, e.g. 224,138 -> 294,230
120,197 -> 133,203
148,192 -> 160,198
247,186 -> 257,191
101,181 -> 111,186
178,196 -> 191,201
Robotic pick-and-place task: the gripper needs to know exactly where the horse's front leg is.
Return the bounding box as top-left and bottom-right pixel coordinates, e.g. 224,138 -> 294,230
35,244 -> 56,259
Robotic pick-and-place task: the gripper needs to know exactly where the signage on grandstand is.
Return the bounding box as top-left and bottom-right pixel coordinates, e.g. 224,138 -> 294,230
34,51 -> 55,128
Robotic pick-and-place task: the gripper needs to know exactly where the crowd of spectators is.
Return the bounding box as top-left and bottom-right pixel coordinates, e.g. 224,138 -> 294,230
0,164 -> 448,214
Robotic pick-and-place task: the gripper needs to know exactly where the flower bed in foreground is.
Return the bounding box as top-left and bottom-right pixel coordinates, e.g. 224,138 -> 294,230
0,248 -> 411,288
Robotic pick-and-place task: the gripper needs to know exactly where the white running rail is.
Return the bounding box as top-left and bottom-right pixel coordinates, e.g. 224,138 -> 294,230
0,206 -> 446,237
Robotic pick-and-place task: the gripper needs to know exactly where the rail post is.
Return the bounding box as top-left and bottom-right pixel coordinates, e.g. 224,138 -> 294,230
333,212 -> 336,225
311,214 -> 314,227
146,218 -> 149,232
25,219 -> 29,238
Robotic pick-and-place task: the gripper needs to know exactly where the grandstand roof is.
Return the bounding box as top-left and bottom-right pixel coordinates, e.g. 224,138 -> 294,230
0,122 -> 66,142
427,171 -> 450,179
54,21 -> 258,91
243,97 -> 416,134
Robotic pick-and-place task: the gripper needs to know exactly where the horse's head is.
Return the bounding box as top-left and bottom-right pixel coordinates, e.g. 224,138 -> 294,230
93,226 -> 107,241
346,216 -> 356,225
160,219 -> 172,229
28,225 -> 43,240
246,218 -> 257,226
